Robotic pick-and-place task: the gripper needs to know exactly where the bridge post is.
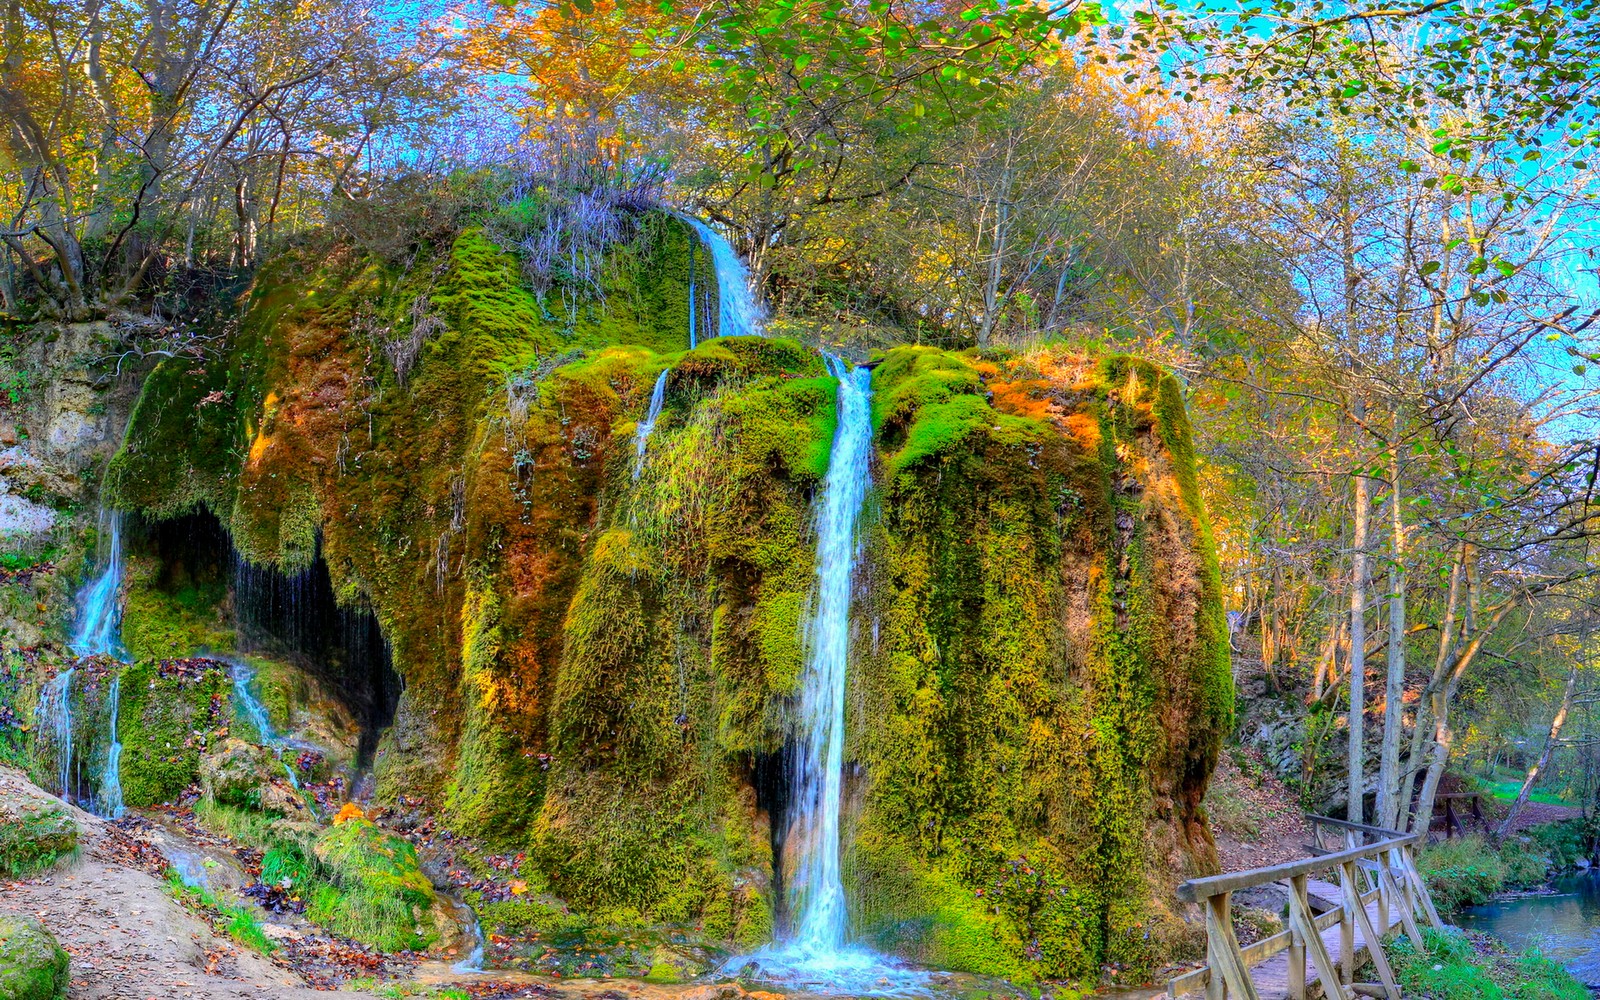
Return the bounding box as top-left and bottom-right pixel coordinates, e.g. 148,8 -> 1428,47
1204,891 -> 1261,1000
1289,873 -> 1350,1000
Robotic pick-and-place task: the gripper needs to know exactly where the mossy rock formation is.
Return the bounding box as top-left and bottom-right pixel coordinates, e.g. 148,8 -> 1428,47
0,800 -> 77,877
0,916 -> 69,1000
103,211 -> 1230,980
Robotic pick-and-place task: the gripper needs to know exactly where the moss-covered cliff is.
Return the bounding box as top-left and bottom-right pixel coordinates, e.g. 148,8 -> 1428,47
99,209 -> 1230,982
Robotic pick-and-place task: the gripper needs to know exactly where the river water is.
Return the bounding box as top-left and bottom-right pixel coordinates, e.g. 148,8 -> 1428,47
1458,872 -> 1600,986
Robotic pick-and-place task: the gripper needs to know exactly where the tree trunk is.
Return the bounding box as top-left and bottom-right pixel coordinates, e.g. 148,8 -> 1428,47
1495,663 -> 1580,840
1349,430 -> 1371,825
1377,421 -> 1408,830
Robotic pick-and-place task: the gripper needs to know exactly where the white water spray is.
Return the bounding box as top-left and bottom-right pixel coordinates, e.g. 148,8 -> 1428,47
682,217 -> 765,340
72,512 -> 125,658
98,675 -> 124,818
633,369 -> 670,480
789,354 -> 873,953
730,356 -> 927,995
37,669 -> 75,800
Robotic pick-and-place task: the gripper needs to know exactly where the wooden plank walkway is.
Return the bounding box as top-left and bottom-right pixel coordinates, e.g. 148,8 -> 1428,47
1245,879 -> 1398,1000
1168,816 -> 1445,1000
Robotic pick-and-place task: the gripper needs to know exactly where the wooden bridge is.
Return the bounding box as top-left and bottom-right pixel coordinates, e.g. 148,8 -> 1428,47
1167,816 -> 1444,1000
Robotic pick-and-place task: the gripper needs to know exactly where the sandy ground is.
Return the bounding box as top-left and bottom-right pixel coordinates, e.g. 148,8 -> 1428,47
0,767 -> 358,1000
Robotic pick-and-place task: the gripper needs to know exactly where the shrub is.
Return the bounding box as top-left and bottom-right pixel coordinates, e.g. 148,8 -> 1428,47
1525,819 -> 1590,870
311,818 -> 438,952
0,803 -> 76,877
1417,837 -> 1509,911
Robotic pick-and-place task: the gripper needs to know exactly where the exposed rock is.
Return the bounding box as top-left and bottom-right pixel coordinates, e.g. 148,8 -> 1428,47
200,737 -> 275,808
99,220 -> 1232,982
0,915 -> 69,1000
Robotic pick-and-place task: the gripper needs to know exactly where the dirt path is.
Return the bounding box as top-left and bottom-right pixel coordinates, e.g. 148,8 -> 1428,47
0,767 -> 357,1000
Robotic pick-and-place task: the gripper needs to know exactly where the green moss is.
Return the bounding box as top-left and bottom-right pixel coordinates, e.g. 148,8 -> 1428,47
119,555 -> 233,662
0,804 -> 77,877
312,817 -> 438,951
853,346 -> 1228,981
117,661 -> 228,807
101,198 -> 1230,980
0,916 -> 69,1000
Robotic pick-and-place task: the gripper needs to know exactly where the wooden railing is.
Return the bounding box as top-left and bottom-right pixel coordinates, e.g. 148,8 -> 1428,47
1167,816 -> 1444,1000
1431,793 -> 1490,839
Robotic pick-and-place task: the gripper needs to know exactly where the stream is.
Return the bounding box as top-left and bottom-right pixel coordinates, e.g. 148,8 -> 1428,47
1458,871 -> 1600,986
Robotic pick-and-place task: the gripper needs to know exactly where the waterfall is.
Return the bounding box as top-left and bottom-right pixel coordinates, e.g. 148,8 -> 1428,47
97,675 -> 124,818
788,354 -> 874,954
728,356 -> 925,994
72,512 -> 125,658
231,660 -> 282,745
682,217 -> 765,340
453,909 -> 488,973
36,669 -> 76,801
633,369 -> 670,481
70,512 -> 128,816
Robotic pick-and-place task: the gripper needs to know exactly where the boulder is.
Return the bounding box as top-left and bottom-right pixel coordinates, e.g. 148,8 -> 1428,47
0,916 -> 69,1000
200,738 -> 275,808
0,799 -> 77,877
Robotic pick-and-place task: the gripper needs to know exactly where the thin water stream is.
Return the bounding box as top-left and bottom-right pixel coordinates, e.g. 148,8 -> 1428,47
99,674 -> 124,818
634,369 -> 670,480
37,668 -> 75,799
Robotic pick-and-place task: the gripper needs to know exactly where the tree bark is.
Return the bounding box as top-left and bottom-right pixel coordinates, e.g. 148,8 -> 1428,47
1495,663 -> 1580,841
1377,417 -> 1408,830
1349,428 -> 1371,825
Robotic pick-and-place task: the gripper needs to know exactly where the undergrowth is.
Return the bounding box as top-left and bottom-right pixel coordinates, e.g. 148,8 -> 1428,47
1389,927 -> 1587,1000
165,869 -> 277,954
1417,834 -> 1563,911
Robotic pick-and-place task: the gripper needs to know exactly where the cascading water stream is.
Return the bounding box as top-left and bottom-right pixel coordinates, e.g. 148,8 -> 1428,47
231,659 -> 281,745
789,354 -> 874,954
98,675 -> 124,818
228,659 -> 316,799
731,356 -> 926,995
72,512 -> 126,658
67,510 -> 130,817
452,908 -> 488,973
37,669 -> 76,801
633,369 -> 670,480
682,216 -> 765,340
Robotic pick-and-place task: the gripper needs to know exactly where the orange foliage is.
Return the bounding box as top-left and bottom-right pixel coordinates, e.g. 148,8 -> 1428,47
333,802 -> 368,825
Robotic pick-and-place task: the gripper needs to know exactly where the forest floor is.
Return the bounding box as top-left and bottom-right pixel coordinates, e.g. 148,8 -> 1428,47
1204,746 -> 1312,871
0,766 -> 362,999
0,767 -> 968,1000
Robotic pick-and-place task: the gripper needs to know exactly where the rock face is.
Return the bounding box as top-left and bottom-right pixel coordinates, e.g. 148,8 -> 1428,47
0,915 -> 70,1000
0,319 -> 143,646
101,215 -> 1230,980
